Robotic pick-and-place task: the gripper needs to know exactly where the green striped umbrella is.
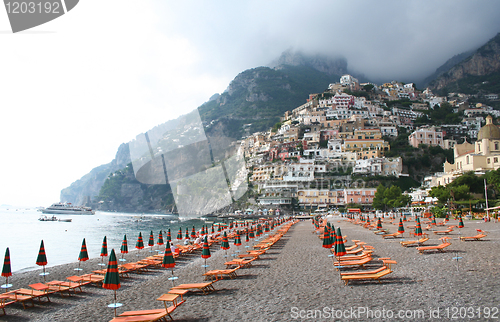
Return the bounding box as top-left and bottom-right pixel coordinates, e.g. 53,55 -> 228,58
211,225 -> 215,234
329,225 -> 336,249
177,228 -> 182,240
136,232 -> 144,257
414,218 -> 423,237
77,238 -> 89,273
148,231 -> 154,248
102,249 -> 121,317
99,236 -> 108,266
431,217 -> 437,225
398,218 -> 405,234
245,232 -> 249,243
201,226 -> 206,236
162,241 -> 175,269
322,227 -> 330,249
2,247 -> 12,289
120,235 -> 128,255
185,228 -> 189,239
458,216 -> 464,228
36,240 -> 48,282
201,236 -> 211,273
166,229 -> 171,242
158,231 -> 164,246
234,231 -> 242,246
334,227 -> 346,257
249,227 -> 255,239
221,232 -> 230,256
445,213 -> 449,222
376,218 -> 382,230
190,226 -> 197,239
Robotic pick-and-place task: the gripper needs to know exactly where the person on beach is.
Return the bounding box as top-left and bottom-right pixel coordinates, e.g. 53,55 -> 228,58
171,243 -> 177,254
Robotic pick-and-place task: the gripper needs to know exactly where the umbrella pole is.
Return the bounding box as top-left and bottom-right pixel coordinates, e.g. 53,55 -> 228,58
113,290 -> 117,317
43,266 -> 46,283
204,258 -> 207,274
170,268 -> 175,287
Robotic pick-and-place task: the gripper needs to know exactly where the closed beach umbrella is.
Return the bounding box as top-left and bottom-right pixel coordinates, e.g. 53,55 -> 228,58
335,227 -> 347,257
158,231 -> 164,245
398,219 -> 405,234
431,217 -> 437,225
249,227 -> 255,239
120,235 -> 128,256
177,228 -> 182,240
101,236 -> 108,257
36,240 -> 48,282
201,226 -> 206,236
414,218 -> 423,237
211,225 -> 215,234
185,228 -> 189,239
245,232 -> 249,243
191,226 -> 197,239
458,216 -> 464,228
136,232 -> 144,250
148,231 -> 154,248
201,236 -> 211,273
322,227 -> 330,249
102,249 -> 121,317
234,231 -> 242,246
445,213 -> 449,222
162,241 -> 175,269
376,218 -> 382,230
78,238 -> 89,262
2,247 -> 12,289
221,231 -> 230,256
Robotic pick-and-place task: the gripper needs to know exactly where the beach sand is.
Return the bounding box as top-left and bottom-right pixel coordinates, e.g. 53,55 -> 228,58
1,217 -> 499,321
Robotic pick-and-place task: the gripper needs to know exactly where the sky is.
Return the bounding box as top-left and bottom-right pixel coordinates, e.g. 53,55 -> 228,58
0,0 -> 499,207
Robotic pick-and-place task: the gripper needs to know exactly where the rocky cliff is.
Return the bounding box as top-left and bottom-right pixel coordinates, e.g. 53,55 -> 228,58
60,143 -> 131,205
430,33 -> 500,91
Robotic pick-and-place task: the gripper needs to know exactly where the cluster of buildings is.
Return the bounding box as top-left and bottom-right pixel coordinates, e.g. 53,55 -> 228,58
237,75 -> 499,210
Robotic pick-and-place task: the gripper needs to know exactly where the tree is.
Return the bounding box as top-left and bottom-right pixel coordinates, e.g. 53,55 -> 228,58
372,184 -> 386,210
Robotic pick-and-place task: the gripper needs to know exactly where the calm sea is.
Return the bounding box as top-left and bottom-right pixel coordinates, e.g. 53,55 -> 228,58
0,207 -> 207,273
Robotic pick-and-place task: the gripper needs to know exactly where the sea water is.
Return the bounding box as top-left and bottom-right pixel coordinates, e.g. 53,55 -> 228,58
0,207 -> 207,273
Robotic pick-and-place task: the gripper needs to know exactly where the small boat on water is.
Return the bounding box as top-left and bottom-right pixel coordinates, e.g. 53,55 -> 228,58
39,203 -> 95,215
58,218 -> 72,222
39,215 -> 58,221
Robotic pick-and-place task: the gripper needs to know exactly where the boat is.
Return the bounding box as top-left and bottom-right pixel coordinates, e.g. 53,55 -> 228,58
58,218 -> 72,222
38,203 -> 95,215
39,215 -> 58,221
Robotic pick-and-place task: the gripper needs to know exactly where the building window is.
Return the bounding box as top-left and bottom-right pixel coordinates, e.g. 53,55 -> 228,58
495,142 -> 499,150
467,156 -> 469,164
488,158 -> 491,164
495,157 -> 499,163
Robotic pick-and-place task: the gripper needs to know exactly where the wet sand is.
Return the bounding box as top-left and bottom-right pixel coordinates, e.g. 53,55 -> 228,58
1,217 -> 499,322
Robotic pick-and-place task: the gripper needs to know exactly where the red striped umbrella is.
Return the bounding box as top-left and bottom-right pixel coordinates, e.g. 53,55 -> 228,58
148,231 -> 154,248
398,218 -> 405,234
376,218 -> 382,230
414,218 -> 423,237
249,227 -> 255,239
201,226 -> 206,236
77,238 -> 89,273
234,231 -> 242,246
177,228 -> 182,240
136,232 -> 144,257
334,227 -> 346,257
100,236 -> 108,257
120,235 -> 128,255
185,228 -> 189,239
2,247 -> 12,288
322,227 -> 330,249
162,241 -> 175,269
36,240 -> 48,282
221,232 -> 230,256
158,231 -> 164,245
458,216 -> 464,228
190,226 -> 197,239
201,236 -> 211,273
211,225 -> 215,234
102,249 -> 121,317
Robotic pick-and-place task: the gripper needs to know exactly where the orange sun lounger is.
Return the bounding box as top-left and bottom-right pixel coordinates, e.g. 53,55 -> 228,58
171,282 -> 215,295
416,238 -> 451,254
333,257 -> 373,269
203,267 -> 239,281
400,237 -> 429,247
382,232 -> 403,239
110,307 -> 176,322
341,268 -> 393,285
460,230 -> 488,241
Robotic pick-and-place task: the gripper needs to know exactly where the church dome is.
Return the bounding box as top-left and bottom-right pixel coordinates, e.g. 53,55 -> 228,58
477,115 -> 500,140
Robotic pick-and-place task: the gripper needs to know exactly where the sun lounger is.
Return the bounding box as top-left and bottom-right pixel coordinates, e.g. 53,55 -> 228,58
110,307 -> 176,322
382,232 -> 403,239
341,268 -> 393,285
340,266 -> 388,276
460,230 -> 488,241
0,294 -> 16,315
2,290 -> 36,309
225,257 -> 256,269
30,281 -> 72,297
67,275 -> 93,287
77,274 -> 104,286
400,237 -> 429,247
333,257 -> 373,269
416,241 -> 451,254
433,228 -> 453,234
203,267 -> 239,281
334,252 -> 373,262
171,282 -> 215,295
9,288 -> 51,303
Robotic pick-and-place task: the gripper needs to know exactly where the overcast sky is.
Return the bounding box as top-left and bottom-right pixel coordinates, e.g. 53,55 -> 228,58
0,0 -> 499,207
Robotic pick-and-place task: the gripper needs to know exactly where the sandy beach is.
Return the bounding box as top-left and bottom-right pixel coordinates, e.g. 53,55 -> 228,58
1,217 -> 499,322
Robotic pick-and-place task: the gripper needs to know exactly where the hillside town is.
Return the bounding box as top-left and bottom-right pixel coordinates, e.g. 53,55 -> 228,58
239,74 -> 500,212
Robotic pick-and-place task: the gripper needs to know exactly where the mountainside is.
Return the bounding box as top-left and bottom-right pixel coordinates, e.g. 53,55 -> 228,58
60,143 -> 130,205
422,50 -> 475,87
61,55 -> 346,210
429,33 -> 500,94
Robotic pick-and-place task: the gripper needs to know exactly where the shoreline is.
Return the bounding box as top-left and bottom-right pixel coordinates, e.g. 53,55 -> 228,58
1,217 -> 499,321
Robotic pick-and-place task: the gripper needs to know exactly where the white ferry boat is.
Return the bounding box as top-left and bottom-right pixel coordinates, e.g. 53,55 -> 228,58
39,203 -> 95,215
